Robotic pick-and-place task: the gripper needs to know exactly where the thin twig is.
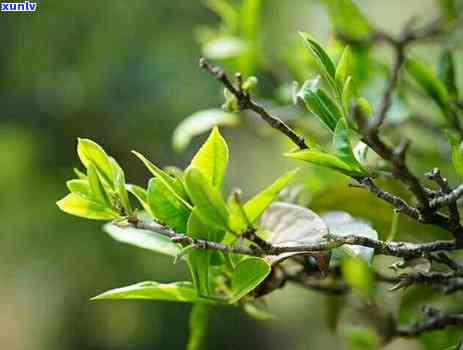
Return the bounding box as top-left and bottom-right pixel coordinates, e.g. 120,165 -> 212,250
199,57 -> 309,150
397,309 -> 463,337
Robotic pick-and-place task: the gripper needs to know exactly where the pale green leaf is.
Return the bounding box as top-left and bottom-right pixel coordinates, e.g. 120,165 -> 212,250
173,109 -> 239,152
243,168 -> 299,223
91,281 -> 199,302
202,37 -> 247,60
87,164 -> 110,206
66,179 -> 91,198
103,223 -> 179,257
57,193 -> 118,220
336,46 -> 351,86
77,138 -> 114,187
189,127 -> 229,189
229,257 -> 271,303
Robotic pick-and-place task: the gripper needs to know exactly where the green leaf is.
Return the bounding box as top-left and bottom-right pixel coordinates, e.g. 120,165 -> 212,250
114,163 -> 132,215
342,76 -> 354,115
91,281 -> 199,302
406,57 -> 450,114
229,257 -> 271,303
189,127 -> 229,189
202,37 -> 248,60
336,46 -> 351,86
173,109 -> 239,152
243,168 -> 299,223
341,257 -> 375,299
439,49 -> 458,99
187,303 -> 212,350
447,132 -> 463,178
148,178 -> 190,232
299,32 -> 336,87
356,97 -> 373,118
296,78 -> 342,132
184,167 -> 230,231
132,151 -> 192,210
87,164 -> 110,206
103,223 -> 179,257
186,210 -> 224,296
77,138 -> 114,187
126,184 -> 151,215
285,149 -> 365,176
333,118 -> 362,169
321,0 -> 372,40
57,193 -> 119,220
228,192 -> 250,233
66,179 -> 91,198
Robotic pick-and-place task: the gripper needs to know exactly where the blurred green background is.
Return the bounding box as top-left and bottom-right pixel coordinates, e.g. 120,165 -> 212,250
0,1 -> 455,349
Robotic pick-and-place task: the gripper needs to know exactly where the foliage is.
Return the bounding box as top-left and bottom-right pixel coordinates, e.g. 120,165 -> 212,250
56,0 -> 463,349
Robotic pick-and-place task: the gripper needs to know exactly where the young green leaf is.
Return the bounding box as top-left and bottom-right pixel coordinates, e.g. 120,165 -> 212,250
243,168 -> 299,223
126,184 -> 151,215
184,167 -> 230,231
299,32 -> 336,89
132,150 -> 191,210
57,193 -> 119,220
448,132 -> 463,178
173,109 -> 239,152
66,179 -> 91,198
285,149 -> 365,176
148,178 -> 190,232
333,118 -> 362,170
228,192 -> 251,233
406,57 -> 450,114
336,46 -> 351,86
229,257 -> 271,303
91,281 -> 200,302
114,164 -> 132,215
189,127 -> 229,189
87,164 -> 110,206
77,138 -> 114,187
342,76 -> 354,115
296,78 -> 342,131
103,223 -> 179,257
341,257 -> 375,299
321,0 -> 372,40
356,97 -> 373,118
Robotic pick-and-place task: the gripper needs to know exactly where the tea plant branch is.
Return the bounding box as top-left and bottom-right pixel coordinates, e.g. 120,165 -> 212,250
396,308 -> 463,337
127,217 -> 458,259
199,57 -> 309,150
